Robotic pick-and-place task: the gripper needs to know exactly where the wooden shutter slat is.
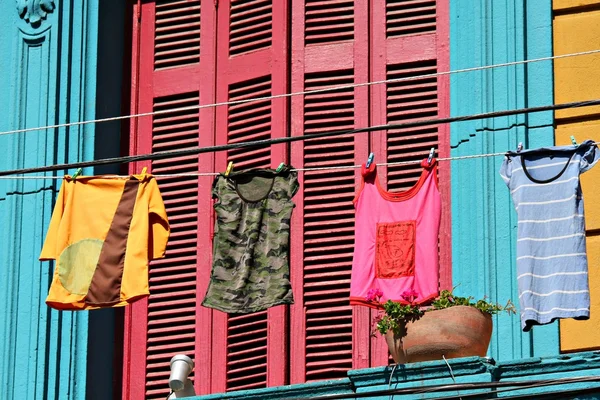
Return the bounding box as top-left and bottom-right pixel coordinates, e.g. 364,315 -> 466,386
146,298 -> 195,310
230,0 -> 270,12
148,314 -> 196,326
304,262 -> 351,270
228,328 -> 269,340
231,15 -> 271,31
148,262 -> 196,274
156,0 -> 196,8
303,176 -> 353,187
227,345 -> 268,358
148,332 -> 196,343
154,118 -> 199,129
387,5 -> 436,17
305,305 -> 350,315
156,13 -> 200,25
226,372 -> 268,385
306,348 -> 353,358
305,22 -> 355,32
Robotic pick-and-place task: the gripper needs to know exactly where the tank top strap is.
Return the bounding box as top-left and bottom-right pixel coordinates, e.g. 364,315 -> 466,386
421,158 -> 438,169
361,162 -> 377,178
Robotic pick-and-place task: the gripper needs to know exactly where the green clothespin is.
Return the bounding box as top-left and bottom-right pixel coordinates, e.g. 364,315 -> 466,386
276,162 -> 286,173
72,168 -> 82,180
571,136 -> 577,146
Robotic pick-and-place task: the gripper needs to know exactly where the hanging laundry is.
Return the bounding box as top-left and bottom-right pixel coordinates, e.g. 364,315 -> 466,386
202,165 -> 299,314
40,173 -> 169,310
350,159 -> 441,307
500,140 -> 599,331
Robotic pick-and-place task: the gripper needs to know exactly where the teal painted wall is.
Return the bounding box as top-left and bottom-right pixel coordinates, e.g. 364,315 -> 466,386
449,0 -> 558,361
0,1 -> 123,398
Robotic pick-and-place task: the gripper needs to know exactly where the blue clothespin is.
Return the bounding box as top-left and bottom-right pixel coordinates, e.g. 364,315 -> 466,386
72,168 -> 82,180
276,162 -> 285,173
570,136 -> 577,146
366,152 -> 374,168
427,148 -> 435,165
517,142 -> 523,152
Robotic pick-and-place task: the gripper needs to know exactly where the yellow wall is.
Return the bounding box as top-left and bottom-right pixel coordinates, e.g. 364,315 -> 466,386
553,0 -> 600,351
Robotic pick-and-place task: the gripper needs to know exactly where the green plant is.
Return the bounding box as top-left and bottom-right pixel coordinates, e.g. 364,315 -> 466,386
432,289 -> 516,315
369,288 -> 517,336
374,299 -> 423,336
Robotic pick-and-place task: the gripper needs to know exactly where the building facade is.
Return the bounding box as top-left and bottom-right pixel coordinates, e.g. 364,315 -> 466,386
0,1 -> 599,399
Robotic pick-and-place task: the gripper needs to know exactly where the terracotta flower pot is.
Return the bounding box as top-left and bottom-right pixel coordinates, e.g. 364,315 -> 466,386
384,305 -> 493,364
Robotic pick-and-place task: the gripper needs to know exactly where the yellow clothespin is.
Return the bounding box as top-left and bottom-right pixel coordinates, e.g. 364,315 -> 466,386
141,167 -> 147,175
224,161 -> 234,177
72,168 -> 82,180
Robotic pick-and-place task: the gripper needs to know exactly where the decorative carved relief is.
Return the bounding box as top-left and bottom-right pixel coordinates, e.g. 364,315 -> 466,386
17,0 -> 55,25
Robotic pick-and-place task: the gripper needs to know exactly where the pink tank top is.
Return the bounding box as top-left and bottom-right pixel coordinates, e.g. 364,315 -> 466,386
350,159 -> 441,307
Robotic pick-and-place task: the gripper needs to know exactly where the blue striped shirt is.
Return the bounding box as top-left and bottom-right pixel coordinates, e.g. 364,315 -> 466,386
500,140 -> 599,331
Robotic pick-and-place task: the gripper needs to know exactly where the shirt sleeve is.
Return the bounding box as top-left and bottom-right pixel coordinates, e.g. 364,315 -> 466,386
580,143 -> 599,173
288,169 -> 299,199
499,156 -> 512,187
39,181 -> 67,261
148,177 -> 170,260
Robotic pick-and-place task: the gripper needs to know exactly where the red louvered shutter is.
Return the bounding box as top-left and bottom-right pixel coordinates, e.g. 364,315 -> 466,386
289,0 -> 370,384
211,0 -> 289,393
370,0 -> 451,366
123,1 -> 216,399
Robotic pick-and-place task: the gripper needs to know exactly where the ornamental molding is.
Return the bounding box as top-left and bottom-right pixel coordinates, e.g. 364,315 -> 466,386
17,0 -> 55,26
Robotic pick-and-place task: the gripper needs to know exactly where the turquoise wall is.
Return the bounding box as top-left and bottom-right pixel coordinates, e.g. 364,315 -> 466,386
0,1 -> 122,398
449,0 -> 558,361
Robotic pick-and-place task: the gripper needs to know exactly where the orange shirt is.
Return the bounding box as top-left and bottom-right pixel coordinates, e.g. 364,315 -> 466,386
40,173 -> 169,310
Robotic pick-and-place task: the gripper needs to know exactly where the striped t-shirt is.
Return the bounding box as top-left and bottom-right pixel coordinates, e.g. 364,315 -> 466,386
500,140 -> 599,331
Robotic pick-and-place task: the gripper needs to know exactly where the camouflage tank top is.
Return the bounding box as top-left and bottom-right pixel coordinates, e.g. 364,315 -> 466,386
201,166 -> 299,314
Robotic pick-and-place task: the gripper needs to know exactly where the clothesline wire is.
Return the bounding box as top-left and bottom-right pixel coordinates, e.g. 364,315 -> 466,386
0,49 -> 599,138
0,151 -> 510,179
0,97 -> 599,178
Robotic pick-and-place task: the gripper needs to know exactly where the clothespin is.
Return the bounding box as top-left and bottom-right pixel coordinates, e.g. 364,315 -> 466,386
224,161 -> 234,177
366,152 -> 374,168
72,168 -> 82,180
141,167 -> 147,175
570,136 -> 577,146
517,142 -> 523,153
427,148 -> 435,165
276,162 -> 286,173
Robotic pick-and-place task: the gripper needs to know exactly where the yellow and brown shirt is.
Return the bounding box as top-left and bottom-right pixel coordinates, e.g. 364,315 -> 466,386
40,173 -> 169,310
